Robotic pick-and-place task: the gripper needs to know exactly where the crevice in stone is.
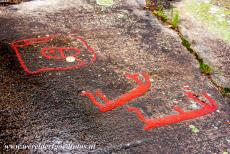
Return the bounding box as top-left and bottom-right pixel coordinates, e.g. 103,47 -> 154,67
144,0 -> 230,97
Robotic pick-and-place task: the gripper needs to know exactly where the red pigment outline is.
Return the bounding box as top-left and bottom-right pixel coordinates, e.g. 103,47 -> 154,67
12,36 -> 54,48
128,91 -> 218,131
40,47 -> 85,65
40,47 -> 81,60
11,35 -> 96,74
81,72 -> 151,112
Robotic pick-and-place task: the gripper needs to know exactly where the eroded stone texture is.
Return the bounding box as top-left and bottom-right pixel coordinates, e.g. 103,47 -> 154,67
173,0 -> 230,88
0,0 -> 229,153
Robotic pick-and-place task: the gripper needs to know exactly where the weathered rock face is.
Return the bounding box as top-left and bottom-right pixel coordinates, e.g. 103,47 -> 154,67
0,0 -> 229,153
0,0 -> 23,4
145,0 -> 171,9
172,0 -> 230,88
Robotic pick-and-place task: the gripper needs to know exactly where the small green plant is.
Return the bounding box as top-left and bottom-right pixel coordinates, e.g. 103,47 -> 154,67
200,62 -> 212,75
155,6 -> 168,22
152,0 -> 168,22
182,37 -> 202,62
172,10 -> 180,29
181,37 -> 213,75
189,125 -> 200,133
145,0 -> 168,22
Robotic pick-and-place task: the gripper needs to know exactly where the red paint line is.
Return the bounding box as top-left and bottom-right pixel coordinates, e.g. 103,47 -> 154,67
40,47 -> 81,60
128,92 -> 218,131
81,72 -> 151,112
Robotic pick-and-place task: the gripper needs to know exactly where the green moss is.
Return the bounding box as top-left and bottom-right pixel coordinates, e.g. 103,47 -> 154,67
154,9 -> 168,22
221,87 -> 230,96
200,62 -> 213,75
181,37 -> 213,75
145,0 -> 168,22
185,0 -> 230,42
181,37 -> 191,48
181,37 -> 193,53
222,87 -> 230,95
151,1 -> 168,22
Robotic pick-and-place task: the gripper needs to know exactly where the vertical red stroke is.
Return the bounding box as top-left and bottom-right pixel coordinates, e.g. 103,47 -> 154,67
81,72 -> 151,112
128,92 -> 218,131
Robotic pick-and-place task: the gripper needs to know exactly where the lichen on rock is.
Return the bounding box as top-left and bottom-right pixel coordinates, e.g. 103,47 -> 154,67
96,0 -> 114,7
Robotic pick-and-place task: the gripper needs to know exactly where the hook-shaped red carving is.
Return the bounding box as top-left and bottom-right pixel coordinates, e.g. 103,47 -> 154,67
81,72 -> 151,112
128,91 -> 218,131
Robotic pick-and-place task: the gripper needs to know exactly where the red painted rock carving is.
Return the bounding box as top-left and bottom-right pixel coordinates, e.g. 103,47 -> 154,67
11,35 -> 96,74
81,72 -> 151,112
128,91 -> 218,131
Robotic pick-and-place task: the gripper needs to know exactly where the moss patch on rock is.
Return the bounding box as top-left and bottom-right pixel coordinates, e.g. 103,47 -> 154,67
96,0 -> 114,7
185,0 -> 230,42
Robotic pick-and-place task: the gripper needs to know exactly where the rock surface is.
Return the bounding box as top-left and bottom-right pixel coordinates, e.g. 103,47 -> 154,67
172,0 -> 230,88
0,0 -> 229,153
